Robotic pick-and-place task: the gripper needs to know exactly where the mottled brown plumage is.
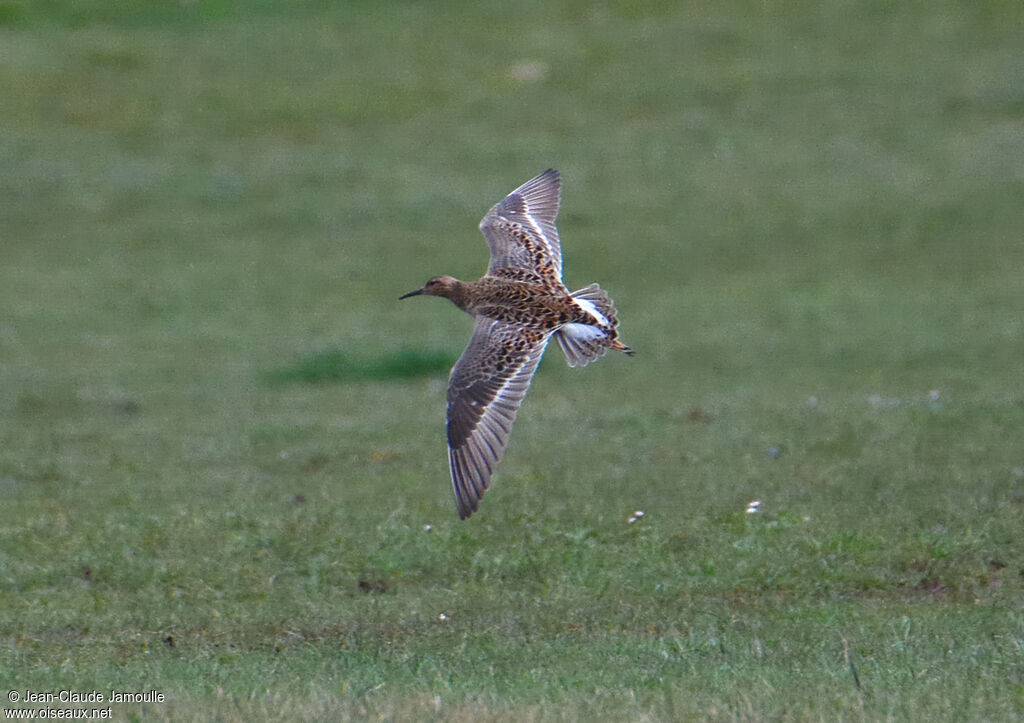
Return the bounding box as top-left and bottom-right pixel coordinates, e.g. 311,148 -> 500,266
400,169 -> 632,518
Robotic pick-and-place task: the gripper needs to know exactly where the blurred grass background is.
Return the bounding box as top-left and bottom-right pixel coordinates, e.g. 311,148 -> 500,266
1,1 -> 1023,720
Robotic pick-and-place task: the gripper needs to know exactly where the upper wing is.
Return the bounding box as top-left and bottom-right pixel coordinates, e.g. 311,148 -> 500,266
446,316 -> 550,518
479,169 -> 563,283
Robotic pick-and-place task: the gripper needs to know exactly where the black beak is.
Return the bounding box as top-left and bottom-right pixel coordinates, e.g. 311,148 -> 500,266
399,288 -> 423,300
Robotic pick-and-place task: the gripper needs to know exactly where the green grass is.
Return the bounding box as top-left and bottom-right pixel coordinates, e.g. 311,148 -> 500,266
266,349 -> 457,385
2,1 -> 1023,720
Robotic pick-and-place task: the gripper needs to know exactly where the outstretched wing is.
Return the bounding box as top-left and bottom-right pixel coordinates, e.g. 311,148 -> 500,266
446,317 -> 550,518
479,169 -> 563,283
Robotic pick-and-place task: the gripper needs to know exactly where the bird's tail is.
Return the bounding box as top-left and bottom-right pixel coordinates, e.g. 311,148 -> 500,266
554,284 -> 634,367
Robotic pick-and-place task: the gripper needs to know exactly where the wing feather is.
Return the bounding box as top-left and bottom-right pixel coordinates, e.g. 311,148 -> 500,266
446,317 -> 550,518
479,169 -> 563,282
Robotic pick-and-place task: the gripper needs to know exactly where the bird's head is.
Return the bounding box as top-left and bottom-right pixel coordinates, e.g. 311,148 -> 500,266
399,275 -> 460,300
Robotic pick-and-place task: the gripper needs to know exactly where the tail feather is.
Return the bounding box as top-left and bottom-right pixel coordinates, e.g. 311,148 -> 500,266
554,284 -> 633,367
556,323 -> 610,367
571,283 -> 619,326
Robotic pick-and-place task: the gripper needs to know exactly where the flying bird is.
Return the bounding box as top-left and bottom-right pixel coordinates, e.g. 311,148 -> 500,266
400,169 -> 633,518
